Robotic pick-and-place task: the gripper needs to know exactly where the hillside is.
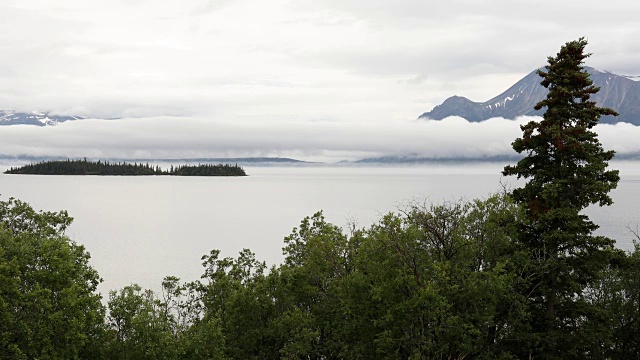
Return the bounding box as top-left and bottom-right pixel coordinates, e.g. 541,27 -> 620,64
419,67 -> 640,125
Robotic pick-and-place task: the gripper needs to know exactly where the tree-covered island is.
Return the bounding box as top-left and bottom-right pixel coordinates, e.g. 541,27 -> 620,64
4,159 -> 247,176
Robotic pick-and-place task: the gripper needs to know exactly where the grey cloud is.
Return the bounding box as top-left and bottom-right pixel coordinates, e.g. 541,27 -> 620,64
399,74 -> 430,86
0,1 -> 638,121
187,0 -> 235,16
288,0 -> 640,80
293,44 -> 528,79
301,0 -> 640,28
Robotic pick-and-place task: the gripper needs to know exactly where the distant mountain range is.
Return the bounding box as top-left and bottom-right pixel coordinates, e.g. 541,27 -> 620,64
4,66 -> 638,127
419,67 -> 640,125
0,110 -> 83,126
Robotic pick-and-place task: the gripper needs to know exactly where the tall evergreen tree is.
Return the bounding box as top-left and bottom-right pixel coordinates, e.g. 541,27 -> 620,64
502,38 -> 620,358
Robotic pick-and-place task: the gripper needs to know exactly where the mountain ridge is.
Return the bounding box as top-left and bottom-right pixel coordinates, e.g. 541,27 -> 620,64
419,67 -> 640,125
0,110 -> 83,126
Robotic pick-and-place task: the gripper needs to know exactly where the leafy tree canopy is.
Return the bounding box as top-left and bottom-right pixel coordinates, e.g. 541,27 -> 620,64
0,197 -> 105,359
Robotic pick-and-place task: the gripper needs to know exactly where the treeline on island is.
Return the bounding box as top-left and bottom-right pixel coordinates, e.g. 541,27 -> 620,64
4,158 -> 247,176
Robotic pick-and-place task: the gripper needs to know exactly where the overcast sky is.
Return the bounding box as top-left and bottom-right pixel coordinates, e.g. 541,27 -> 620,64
1,0 -> 639,161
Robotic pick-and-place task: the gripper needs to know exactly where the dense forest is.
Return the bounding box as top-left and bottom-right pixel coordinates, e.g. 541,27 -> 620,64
1,194 -> 639,359
4,159 -> 247,176
2,40 -> 638,359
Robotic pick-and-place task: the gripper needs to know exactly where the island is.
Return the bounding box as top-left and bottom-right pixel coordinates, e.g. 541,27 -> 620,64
4,159 -> 247,176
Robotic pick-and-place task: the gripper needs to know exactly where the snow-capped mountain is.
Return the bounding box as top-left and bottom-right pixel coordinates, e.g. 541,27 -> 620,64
419,67 -> 640,125
0,110 -> 83,126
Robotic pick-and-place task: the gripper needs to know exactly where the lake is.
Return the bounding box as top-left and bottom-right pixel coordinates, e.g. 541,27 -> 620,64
1,161 -> 639,297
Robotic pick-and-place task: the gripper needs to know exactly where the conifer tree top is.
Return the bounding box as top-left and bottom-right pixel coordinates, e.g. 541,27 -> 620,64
534,37 -> 618,127
503,37 -> 619,212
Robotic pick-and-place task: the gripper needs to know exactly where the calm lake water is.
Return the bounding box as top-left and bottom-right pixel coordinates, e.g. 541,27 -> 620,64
1,161 -> 639,297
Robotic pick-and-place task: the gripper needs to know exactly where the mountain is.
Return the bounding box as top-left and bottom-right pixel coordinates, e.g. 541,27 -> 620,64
419,67 -> 640,125
0,110 -> 83,126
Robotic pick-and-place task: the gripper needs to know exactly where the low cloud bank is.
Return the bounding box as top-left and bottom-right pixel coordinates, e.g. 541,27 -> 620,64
0,116 -> 637,163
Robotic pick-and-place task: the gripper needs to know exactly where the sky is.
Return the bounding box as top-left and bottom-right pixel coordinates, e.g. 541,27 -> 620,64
1,0 -> 639,162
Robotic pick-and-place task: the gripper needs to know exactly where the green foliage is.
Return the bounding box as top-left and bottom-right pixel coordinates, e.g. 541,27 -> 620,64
586,240 -> 640,359
0,197 -> 105,359
5,158 -> 247,176
502,38 -> 621,358
106,284 -> 177,360
346,196 -> 526,359
177,195 -> 525,359
4,188 -> 640,359
198,249 -> 274,359
105,275 -> 224,360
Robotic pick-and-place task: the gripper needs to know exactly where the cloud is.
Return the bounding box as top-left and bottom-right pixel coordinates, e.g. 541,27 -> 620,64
0,1 -> 638,121
1,116 -> 637,163
187,0 -> 234,16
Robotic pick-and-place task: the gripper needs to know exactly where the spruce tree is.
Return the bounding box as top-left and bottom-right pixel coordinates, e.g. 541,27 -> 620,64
502,38 -> 620,358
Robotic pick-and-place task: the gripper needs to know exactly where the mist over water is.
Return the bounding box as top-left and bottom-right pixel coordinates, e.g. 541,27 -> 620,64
1,162 -> 638,297
2,116 -> 640,163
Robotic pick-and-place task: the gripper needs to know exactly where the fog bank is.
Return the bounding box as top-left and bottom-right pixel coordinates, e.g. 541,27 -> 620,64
0,116 -> 638,163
